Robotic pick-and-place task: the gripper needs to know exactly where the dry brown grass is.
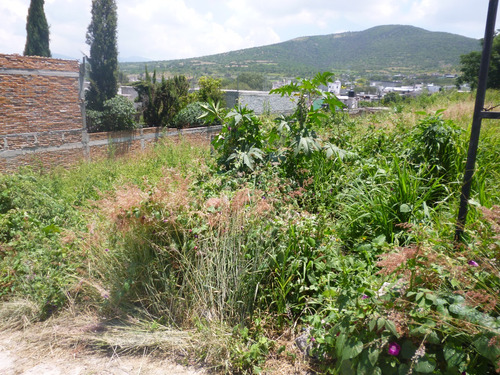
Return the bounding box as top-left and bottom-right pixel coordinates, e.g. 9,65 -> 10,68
0,299 -> 40,331
1,307 -> 195,360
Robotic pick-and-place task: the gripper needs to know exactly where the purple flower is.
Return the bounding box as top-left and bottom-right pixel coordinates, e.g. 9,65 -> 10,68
361,294 -> 369,299
105,248 -> 109,252
467,260 -> 479,267
387,342 -> 401,356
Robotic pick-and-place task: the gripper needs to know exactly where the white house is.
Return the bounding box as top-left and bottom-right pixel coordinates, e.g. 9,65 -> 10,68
328,80 -> 342,95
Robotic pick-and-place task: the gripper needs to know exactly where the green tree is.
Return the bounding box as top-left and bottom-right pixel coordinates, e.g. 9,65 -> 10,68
134,68 -> 190,126
456,51 -> 481,90
457,34 -> 500,90
196,76 -> 225,105
382,91 -> 402,105
237,72 -> 268,91
24,0 -> 51,57
85,0 -> 118,111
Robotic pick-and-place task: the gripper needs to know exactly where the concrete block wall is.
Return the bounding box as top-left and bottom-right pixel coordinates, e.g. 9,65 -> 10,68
224,90 -> 296,115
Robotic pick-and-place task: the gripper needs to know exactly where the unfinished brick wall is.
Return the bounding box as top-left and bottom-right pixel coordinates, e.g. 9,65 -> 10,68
0,53 -> 84,172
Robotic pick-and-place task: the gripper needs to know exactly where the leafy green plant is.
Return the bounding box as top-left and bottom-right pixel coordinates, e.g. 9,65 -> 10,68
207,105 -> 265,171
86,95 -> 137,132
270,72 -> 345,157
409,110 -> 465,182
230,319 -> 275,374
172,101 -> 212,128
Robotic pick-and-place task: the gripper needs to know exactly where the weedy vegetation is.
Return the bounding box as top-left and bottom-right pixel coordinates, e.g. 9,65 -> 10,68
1,74 -> 499,374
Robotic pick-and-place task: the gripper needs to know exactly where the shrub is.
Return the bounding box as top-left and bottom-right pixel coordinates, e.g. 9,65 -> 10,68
86,95 -> 137,132
172,102 -> 212,129
102,95 -> 137,131
409,110 -> 465,181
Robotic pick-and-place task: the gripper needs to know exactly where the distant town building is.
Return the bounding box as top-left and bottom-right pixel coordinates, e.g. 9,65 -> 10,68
328,80 -> 342,95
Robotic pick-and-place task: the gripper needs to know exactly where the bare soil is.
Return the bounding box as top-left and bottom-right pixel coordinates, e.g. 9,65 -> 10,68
0,310 -> 206,375
0,302 -> 313,375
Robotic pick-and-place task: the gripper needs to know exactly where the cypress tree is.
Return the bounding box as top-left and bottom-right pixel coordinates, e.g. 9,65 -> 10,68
85,0 -> 118,111
24,0 -> 51,57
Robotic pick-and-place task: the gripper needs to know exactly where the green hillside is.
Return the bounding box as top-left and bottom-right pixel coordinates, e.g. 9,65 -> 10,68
120,25 -> 480,78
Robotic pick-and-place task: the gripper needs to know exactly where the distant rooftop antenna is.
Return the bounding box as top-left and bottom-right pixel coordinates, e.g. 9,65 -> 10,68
455,0 -> 499,241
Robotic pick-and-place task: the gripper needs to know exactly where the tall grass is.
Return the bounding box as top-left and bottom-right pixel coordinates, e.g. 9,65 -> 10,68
0,138 -> 211,318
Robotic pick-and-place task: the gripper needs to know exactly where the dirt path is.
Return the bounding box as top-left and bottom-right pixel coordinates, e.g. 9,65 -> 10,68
0,332 -> 206,375
0,339 -> 205,374
0,311 -> 206,375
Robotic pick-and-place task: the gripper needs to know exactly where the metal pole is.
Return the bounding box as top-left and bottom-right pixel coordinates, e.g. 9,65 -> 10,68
455,0 -> 499,241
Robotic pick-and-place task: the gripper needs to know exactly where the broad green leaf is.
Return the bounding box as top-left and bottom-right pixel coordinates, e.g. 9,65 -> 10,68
357,350 -> 373,375
414,355 -> 436,373
401,340 -> 417,360
385,320 -> 399,337
341,338 -> 364,360
368,318 -> 377,332
377,317 -> 386,331
368,348 -> 380,366
339,359 -> 355,375
335,333 -> 347,358
474,334 -> 500,362
443,344 -> 465,368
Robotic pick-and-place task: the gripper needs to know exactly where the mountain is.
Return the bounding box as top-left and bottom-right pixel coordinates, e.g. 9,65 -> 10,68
119,55 -> 152,63
119,25 -> 480,77
52,53 -> 80,61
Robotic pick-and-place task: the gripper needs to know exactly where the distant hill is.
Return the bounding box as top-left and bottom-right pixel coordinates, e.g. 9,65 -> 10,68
119,55 -> 152,63
120,25 -> 480,78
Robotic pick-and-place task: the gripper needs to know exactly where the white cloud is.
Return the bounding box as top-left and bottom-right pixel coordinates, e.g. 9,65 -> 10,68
0,0 -> 496,61
0,0 -> 29,54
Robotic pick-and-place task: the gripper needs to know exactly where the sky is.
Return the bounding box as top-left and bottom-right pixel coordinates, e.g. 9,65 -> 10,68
0,0 -> 497,62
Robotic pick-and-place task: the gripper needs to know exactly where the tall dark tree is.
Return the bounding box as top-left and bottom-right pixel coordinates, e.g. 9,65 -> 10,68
24,0 -> 51,57
85,0 -> 118,111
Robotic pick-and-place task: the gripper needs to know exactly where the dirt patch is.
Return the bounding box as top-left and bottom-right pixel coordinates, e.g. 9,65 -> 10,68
0,302 -> 314,374
0,307 -> 206,375
0,337 -> 204,374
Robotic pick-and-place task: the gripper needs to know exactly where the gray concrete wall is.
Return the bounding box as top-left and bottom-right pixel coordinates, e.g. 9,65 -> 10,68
224,90 -> 296,115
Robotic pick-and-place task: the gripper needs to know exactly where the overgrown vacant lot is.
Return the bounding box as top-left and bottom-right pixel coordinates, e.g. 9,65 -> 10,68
1,78 -> 499,374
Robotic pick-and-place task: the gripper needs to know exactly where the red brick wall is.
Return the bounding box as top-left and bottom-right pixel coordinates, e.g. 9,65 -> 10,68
0,54 -> 82,135
0,54 -> 217,173
0,54 -> 84,172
